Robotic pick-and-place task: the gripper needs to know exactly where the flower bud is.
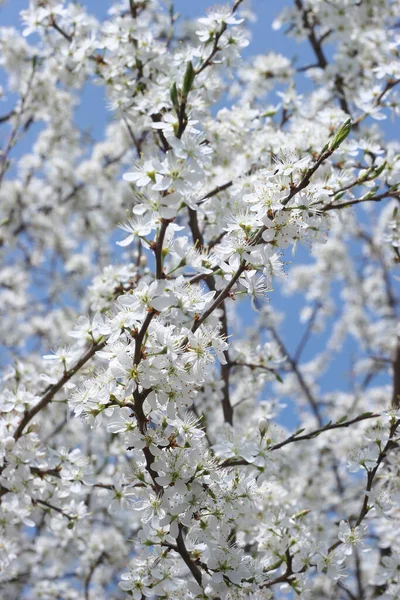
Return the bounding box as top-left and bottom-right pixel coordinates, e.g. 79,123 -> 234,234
258,416 -> 269,436
4,436 -> 15,451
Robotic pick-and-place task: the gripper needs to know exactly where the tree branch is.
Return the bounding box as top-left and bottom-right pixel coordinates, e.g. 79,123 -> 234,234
13,339 -> 106,440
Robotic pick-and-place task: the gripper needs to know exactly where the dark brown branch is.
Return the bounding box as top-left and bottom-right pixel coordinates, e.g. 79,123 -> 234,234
392,339 -> 400,408
220,411 -> 380,467
50,19 -> 73,42
337,581 -> 358,600
322,191 -> 399,212
191,262 -> 246,334
254,420 -> 400,592
0,60 -> 37,189
0,109 -> 15,124
353,78 -> 400,126
294,302 -> 321,362
13,339 -> 106,440
354,549 -> 364,600
129,0 -> 137,18
200,179 -> 235,202
187,208 -> 233,423
198,165 -> 259,206
294,0 -> 327,67
296,62 -> 320,72
270,327 -> 323,426
131,220 -> 173,491
283,146 -> 336,206
294,0 -> 350,115
195,0 -> 244,75
50,19 -> 107,65
220,305 -> 233,425
123,117 -> 143,155
33,498 -> 74,521
154,219 -> 169,278
188,207 -> 205,248
176,527 -> 203,585
229,361 -> 277,374
134,310 -> 155,364
84,552 -> 108,600
329,419 -> 400,553
151,113 -> 172,152
207,231 -> 227,250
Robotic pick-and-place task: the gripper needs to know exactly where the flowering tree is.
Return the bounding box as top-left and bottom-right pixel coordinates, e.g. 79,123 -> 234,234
1,0 -> 400,598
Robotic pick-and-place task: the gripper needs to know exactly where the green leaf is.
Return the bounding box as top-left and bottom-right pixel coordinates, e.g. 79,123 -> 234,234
294,428 -> 305,436
333,191 -> 345,201
359,186 -> 379,201
294,508 -> 311,520
262,107 -> 279,117
170,82 -> 179,112
182,61 -> 195,97
336,415 -> 348,424
329,117 -> 352,151
373,161 -> 386,178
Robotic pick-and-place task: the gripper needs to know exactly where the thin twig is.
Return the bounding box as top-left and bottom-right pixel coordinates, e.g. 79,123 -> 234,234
13,339 -> 106,440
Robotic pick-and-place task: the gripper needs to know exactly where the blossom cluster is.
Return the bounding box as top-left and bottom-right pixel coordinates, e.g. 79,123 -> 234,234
0,0 -> 400,598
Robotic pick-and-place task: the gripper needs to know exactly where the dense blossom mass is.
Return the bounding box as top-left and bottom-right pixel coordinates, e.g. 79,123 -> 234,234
1,0 -> 400,598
